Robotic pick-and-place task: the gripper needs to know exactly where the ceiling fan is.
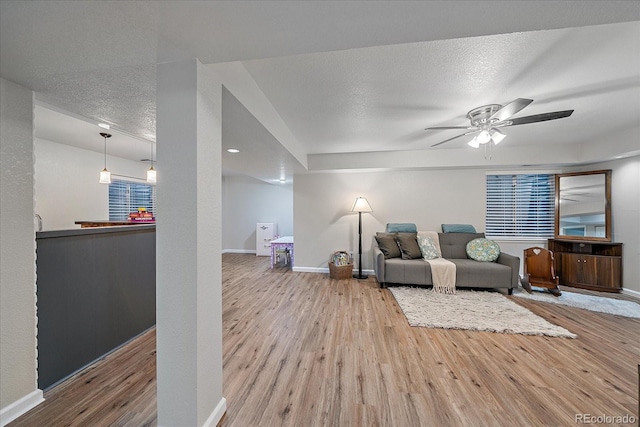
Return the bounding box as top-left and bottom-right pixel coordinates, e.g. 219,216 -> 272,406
426,98 -> 574,149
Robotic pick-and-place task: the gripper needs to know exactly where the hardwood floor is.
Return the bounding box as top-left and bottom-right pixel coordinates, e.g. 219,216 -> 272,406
10,253 -> 640,426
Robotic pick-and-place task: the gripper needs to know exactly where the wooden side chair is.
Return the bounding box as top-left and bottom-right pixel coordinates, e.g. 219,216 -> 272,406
521,247 -> 561,297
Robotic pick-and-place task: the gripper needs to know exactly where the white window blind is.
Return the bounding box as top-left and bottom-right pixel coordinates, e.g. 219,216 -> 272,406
486,174 -> 555,238
109,179 -> 156,221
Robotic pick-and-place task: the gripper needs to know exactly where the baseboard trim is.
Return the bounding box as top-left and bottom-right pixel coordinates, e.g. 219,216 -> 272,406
222,249 -> 256,254
622,288 -> 640,299
202,397 -> 227,427
292,266 -> 329,273
292,266 -> 375,276
1,389 -> 44,426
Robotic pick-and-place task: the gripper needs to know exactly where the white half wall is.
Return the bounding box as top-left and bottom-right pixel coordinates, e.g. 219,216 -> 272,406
34,138 -> 152,231
0,78 -> 43,423
222,175 -> 293,252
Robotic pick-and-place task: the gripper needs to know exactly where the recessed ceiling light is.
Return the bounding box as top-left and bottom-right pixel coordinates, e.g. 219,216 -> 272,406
279,179 -> 286,184
98,123 -> 110,130
227,148 -> 240,153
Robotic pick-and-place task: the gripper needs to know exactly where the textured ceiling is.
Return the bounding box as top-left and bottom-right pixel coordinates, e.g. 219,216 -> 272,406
243,22 -> 640,155
1,1 -> 639,182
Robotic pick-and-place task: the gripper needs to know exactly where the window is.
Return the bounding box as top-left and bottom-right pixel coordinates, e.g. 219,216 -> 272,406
109,179 -> 156,221
485,173 -> 555,238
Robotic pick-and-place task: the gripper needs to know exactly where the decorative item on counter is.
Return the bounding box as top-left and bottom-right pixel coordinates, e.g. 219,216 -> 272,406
128,207 -> 155,222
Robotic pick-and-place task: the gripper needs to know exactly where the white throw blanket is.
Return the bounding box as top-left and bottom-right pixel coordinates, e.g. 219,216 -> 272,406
417,231 -> 456,294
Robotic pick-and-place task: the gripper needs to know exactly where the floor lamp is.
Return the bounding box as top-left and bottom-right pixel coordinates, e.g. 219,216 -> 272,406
351,197 -> 372,279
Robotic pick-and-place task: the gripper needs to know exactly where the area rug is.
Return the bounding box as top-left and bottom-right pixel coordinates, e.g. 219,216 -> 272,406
388,287 -> 576,338
513,287 -> 640,319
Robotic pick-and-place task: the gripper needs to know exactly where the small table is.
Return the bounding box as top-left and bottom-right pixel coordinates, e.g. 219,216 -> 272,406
270,236 -> 294,269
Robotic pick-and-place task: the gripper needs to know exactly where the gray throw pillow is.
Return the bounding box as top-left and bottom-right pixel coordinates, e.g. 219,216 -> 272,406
375,234 -> 401,259
395,233 -> 422,260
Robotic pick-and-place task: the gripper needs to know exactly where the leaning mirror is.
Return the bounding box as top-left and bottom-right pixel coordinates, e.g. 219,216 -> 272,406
555,170 -> 611,241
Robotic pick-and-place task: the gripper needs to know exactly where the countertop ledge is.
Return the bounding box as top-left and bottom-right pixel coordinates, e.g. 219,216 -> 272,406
37,224 -> 156,239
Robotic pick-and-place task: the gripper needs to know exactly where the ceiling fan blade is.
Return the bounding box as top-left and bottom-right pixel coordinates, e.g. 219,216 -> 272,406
425,126 -> 474,130
490,98 -> 533,122
505,110 -> 574,126
430,130 -> 479,147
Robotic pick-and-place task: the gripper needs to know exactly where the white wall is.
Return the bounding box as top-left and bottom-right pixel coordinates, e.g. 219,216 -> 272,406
574,156 -> 640,294
0,79 -> 43,424
293,160 -> 639,294
35,138 -> 153,231
293,169 -> 487,271
222,175 -> 293,252
156,59 -> 225,426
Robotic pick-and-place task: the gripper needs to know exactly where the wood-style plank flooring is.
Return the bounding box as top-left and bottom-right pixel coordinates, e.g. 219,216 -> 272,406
10,253 -> 640,426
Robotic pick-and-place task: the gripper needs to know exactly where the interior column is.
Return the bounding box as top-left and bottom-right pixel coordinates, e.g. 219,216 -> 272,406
156,59 -> 225,426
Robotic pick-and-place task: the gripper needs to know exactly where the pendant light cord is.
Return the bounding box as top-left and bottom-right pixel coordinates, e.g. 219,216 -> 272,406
100,132 -> 112,170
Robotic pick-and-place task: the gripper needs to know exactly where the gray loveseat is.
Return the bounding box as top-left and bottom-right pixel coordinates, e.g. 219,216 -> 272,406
373,232 -> 520,294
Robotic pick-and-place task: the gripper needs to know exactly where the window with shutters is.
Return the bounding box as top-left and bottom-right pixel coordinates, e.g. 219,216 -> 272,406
485,173 -> 555,238
108,179 -> 156,221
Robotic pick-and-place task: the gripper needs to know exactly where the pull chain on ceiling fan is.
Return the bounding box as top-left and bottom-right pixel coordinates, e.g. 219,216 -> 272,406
426,98 -> 574,157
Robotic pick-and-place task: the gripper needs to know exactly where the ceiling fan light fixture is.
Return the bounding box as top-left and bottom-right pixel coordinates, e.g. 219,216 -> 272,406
467,136 -> 480,148
490,129 -> 506,144
476,130 -> 491,145
427,98 -> 574,152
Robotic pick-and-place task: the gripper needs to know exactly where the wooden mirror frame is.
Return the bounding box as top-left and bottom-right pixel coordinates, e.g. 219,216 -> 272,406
554,170 -> 612,242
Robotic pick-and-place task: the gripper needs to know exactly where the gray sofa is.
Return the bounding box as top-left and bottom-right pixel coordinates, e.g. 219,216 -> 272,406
373,232 -> 520,294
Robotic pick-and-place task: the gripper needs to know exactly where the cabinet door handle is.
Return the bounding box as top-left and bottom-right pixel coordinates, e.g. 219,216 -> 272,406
577,259 -> 581,263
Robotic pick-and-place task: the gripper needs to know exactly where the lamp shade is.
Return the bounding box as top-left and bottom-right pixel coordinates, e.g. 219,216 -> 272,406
490,129 -> 506,144
99,168 -> 111,184
476,130 -> 491,145
146,167 -> 156,183
351,197 -> 372,213
467,136 -> 480,148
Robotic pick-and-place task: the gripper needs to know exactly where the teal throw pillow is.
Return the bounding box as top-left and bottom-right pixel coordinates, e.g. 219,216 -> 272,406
386,223 -> 418,233
417,235 -> 441,260
466,238 -> 500,262
442,223 -> 477,233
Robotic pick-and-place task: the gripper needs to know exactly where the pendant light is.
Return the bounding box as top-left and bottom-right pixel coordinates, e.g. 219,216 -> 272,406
146,141 -> 156,183
99,132 -> 112,184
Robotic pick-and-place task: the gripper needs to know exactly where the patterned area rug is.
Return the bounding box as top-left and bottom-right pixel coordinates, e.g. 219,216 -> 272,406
388,287 -> 576,338
513,287 -> 640,319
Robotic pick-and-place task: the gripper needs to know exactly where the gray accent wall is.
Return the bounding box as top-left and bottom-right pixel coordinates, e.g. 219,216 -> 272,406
36,226 -> 156,390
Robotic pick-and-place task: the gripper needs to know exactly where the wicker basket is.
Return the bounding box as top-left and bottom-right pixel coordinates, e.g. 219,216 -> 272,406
328,262 -> 353,280
329,251 -> 353,279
